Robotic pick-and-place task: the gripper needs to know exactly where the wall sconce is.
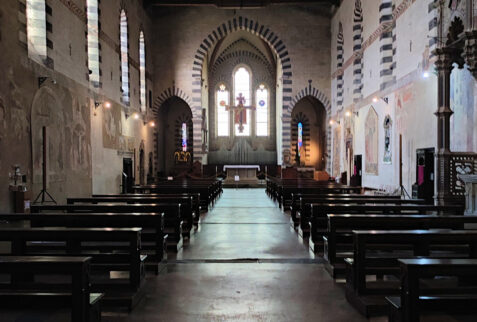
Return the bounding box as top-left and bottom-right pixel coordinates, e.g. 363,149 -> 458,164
345,110 -> 351,117
372,96 -> 388,104
329,119 -> 340,126
149,121 -> 155,127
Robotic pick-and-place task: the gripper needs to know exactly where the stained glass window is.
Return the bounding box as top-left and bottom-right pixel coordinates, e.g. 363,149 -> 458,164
256,85 -> 268,136
87,0 -> 100,86
182,123 -> 187,152
234,67 -> 251,136
120,10 -> 130,105
298,122 -> 303,157
139,32 -> 146,113
26,0 -> 47,63
217,85 -> 229,136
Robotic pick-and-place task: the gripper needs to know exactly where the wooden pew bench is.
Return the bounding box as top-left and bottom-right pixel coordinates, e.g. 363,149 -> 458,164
0,227 -> 145,309
306,203 -> 464,252
31,203 -> 183,252
0,213 -> 167,274
289,193 -> 402,226
67,196 -> 196,237
345,230 -> 477,316
324,214 -> 477,277
0,256 -> 102,322
92,193 -> 201,223
387,258 -> 477,322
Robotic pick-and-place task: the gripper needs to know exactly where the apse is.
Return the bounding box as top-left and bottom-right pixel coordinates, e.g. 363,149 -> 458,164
207,30 -> 278,165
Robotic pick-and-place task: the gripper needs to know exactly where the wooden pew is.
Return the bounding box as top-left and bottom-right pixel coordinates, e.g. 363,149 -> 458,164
132,179 -> 222,210
280,185 -> 362,209
293,196 -> 425,229
0,256 -> 102,322
0,213 -> 166,273
67,196 -> 196,237
307,203 -> 464,251
324,214 -> 477,277
289,193 -> 402,225
0,227 -> 144,309
92,193 -> 201,223
31,203 -> 183,252
345,230 -> 477,316
387,258 -> 477,322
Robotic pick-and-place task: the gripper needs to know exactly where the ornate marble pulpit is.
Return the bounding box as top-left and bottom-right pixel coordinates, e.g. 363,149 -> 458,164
458,174 -> 477,215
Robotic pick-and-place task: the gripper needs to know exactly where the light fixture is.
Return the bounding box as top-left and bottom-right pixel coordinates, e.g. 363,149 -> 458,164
149,121 -> 155,127
104,101 -> 111,109
219,84 -> 226,92
259,84 -> 265,91
372,96 -> 389,104
422,71 -> 430,78
329,119 -> 340,126
372,97 -> 379,103
133,113 -> 139,120
345,111 -> 351,117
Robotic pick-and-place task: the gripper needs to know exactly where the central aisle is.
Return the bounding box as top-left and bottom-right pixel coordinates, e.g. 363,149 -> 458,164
104,188 -> 372,322
178,188 -> 312,260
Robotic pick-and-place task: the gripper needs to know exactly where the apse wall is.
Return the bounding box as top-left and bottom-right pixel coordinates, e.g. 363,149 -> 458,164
0,0 -> 155,211
151,5 -> 332,165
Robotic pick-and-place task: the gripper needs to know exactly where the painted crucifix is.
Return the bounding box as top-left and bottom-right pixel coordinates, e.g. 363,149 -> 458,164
226,93 -> 256,133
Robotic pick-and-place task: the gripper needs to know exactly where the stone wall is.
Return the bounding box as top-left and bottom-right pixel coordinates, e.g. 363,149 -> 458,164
330,0 -> 477,193
0,0 -> 154,211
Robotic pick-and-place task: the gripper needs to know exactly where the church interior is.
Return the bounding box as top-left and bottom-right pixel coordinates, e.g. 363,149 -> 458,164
1,0 -> 477,321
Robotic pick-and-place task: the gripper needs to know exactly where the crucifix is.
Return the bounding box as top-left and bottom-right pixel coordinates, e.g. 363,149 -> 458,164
226,93 -> 255,133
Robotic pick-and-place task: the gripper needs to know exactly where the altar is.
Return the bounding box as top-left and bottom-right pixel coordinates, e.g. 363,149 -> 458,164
223,165 -> 261,187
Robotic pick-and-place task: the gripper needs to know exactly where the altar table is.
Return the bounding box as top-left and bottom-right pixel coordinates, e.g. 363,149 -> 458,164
223,165 -> 260,183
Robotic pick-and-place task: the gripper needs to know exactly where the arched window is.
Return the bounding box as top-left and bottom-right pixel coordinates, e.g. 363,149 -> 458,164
234,66 -> 251,136
87,0 -> 100,86
182,123 -> 188,152
217,84 -> 229,137
120,10 -> 130,105
256,84 -> 268,136
298,122 -> 303,157
26,0 -> 47,62
139,31 -> 146,113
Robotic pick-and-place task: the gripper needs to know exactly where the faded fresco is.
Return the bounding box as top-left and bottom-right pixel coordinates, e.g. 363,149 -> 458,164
333,126 -> 341,177
365,106 -> 378,175
103,104 -> 122,149
31,88 -> 66,185
395,84 -> 413,134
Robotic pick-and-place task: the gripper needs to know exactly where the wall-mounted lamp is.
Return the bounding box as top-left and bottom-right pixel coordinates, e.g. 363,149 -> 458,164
149,121 -> 155,127
329,119 -> 340,126
422,71 -> 430,78
372,96 -> 388,104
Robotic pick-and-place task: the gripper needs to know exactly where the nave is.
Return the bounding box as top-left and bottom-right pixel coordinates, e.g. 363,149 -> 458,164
103,188 -> 368,322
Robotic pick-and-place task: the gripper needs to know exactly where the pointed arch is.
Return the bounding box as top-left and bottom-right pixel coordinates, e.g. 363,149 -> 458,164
191,16 -> 292,162
152,86 -> 194,115
286,83 -> 332,172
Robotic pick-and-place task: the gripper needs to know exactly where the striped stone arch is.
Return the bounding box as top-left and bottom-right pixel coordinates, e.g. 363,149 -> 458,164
284,83 -> 332,172
191,16 -> 293,162
152,86 -> 194,116
151,87 -> 194,172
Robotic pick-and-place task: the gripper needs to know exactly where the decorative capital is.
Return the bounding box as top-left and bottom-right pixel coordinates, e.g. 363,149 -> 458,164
433,47 -> 463,71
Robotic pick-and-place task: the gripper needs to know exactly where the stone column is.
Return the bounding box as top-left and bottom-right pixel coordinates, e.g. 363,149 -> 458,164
434,48 -> 456,205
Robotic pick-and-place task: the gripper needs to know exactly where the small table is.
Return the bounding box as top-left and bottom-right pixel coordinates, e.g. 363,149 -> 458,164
223,165 -> 260,184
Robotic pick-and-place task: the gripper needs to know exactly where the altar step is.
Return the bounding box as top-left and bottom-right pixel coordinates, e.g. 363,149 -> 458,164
222,180 -> 266,188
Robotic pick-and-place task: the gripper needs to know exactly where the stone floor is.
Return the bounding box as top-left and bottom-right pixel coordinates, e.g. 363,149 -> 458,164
104,188 -> 372,321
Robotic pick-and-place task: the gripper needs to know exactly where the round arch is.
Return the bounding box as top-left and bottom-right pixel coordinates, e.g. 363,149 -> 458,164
191,16 -> 293,162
